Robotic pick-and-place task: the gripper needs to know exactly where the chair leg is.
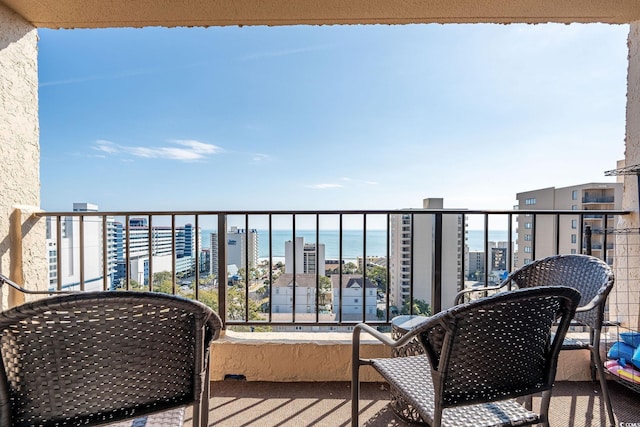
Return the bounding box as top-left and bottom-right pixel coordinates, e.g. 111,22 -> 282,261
592,347 -> 615,427
351,362 -> 360,427
539,390 -> 551,427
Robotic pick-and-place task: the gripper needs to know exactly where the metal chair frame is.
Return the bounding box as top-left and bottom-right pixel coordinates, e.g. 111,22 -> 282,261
0,274 -> 222,427
352,286 -> 581,427
454,254 -> 616,426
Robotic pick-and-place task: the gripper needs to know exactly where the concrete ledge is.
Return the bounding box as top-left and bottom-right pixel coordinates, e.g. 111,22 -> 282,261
210,331 -> 593,382
211,331 -> 390,382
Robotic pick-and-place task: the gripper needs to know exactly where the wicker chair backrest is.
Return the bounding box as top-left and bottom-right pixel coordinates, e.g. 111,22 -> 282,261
506,254 -> 613,328
418,286 -> 580,408
0,291 -> 222,427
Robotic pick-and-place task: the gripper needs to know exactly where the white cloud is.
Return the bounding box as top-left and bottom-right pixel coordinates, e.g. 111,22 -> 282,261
306,183 -> 344,189
92,139 -> 223,162
340,177 -> 378,185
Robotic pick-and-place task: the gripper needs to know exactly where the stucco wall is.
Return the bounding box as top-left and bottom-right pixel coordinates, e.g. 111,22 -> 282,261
210,332 -> 592,382
612,22 -> 640,330
0,3 -> 46,308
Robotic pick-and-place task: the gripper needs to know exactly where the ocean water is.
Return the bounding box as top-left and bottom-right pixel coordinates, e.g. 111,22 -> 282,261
201,229 -> 510,259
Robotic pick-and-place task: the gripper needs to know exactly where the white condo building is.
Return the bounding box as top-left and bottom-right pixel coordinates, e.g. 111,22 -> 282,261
388,198 -> 466,313
210,227 -> 258,274
46,203 -> 118,291
284,237 -> 326,276
515,183 -> 622,268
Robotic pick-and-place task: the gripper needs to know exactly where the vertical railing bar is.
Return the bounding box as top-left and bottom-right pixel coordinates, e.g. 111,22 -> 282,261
244,214 -> 250,323
602,214 -> 609,262
195,214 -> 200,301
338,213 -> 343,324
531,213 -> 537,262
460,213 -> 466,293
78,214 -> 84,292
268,214 -> 273,324
292,214 -> 296,324
148,215 -> 153,291
315,214 -> 320,324
125,215 -> 130,291
362,214 -> 367,322
171,214 -> 176,295
102,216 -> 108,291
217,215 -> 227,327
79,215 -> 85,291
554,213 -> 560,255
433,212 -> 443,314
483,214 -> 489,287
579,213 -> 585,255
385,213 -> 390,322
409,212 -> 415,315
507,213 -> 513,274
56,215 -> 62,291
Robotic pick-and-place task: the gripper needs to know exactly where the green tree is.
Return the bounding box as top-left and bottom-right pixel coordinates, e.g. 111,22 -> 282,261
197,288 -> 219,313
152,271 -> 174,294
366,265 -> 387,292
343,262 -> 358,274
400,299 -> 431,316
318,275 -> 332,306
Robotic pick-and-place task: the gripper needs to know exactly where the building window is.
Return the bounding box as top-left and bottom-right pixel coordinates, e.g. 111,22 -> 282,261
571,234 -> 577,244
571,249 -> 577,254
572,205 -> 578,210
524,234 -> 532,241
524,246 -> 532,253
571,219 -> 577,229
572,190 -> 578,200
525,223 -> 532,229
354,298 -> 359,303
525,198 -> 536,205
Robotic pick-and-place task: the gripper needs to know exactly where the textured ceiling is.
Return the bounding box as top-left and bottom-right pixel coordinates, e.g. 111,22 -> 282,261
1,0 -> 639,29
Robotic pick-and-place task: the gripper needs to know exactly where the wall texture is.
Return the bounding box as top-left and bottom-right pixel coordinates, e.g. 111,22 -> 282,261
0,4 -> 46,309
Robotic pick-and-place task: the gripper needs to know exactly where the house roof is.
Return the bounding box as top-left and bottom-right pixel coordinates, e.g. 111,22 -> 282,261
1,1 -> 639,29
330,274 -> 376,289
273,273 -> 319,288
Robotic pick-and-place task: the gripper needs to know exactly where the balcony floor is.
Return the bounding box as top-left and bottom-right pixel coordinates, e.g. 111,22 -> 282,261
174,379 -> 640,426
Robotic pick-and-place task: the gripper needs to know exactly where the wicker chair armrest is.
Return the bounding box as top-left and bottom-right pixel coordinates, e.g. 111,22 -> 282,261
353,322 -> 424,349
0,273 -> 76,295
454,283 -> 506,305
575,292 -> 606,314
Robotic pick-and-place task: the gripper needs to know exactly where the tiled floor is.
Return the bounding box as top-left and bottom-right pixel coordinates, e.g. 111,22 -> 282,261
200,379 -> 640,426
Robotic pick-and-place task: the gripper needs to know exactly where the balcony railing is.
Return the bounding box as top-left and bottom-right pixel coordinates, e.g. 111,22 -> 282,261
35,208 -> 628,330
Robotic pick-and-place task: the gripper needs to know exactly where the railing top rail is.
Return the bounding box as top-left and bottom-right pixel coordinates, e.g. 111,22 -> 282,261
34,209 -> 630,217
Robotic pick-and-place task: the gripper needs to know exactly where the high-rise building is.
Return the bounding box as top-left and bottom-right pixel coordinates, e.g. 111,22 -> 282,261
388,198 -> 466,312
113,218 -> 199,286
515,182 -> 622,267
46,203 -> 118,291
284,236 -> 326,276
210,227 -> 258,272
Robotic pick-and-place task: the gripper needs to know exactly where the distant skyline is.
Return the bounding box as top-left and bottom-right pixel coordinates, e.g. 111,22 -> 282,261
39,23 -> 628,217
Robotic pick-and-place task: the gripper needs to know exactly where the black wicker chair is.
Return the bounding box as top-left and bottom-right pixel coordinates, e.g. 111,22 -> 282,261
454,254 -> 615,426
0,285 -> 223,427
352,286 -> 581,427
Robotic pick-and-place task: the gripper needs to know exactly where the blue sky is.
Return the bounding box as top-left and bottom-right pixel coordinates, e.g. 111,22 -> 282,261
39,23 -> 629,219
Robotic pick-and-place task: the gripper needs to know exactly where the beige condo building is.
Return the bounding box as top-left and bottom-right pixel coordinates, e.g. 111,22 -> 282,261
515,183 -> 622,268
